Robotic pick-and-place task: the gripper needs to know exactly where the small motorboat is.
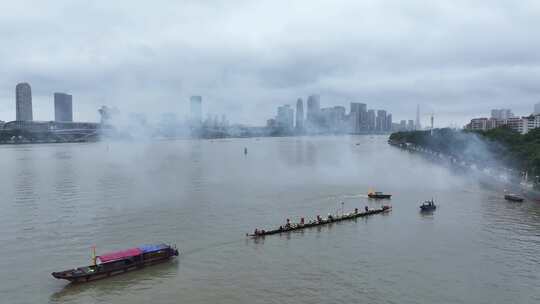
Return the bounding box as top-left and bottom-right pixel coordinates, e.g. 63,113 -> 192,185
368,191 -> 392,199
504,194 -> 524,202
420,199 -> 436,211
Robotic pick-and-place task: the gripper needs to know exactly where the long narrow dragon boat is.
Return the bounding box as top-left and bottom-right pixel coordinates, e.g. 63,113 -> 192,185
247,205 -> 391,238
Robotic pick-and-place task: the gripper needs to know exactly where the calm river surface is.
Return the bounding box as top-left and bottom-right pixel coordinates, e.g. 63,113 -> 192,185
0,136 -> 539,304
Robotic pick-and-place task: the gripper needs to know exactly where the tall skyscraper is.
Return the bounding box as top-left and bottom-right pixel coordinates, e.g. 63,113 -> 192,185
376,110 -> 387,131
350,102 -> 367,133
54,92 -> 73,122
296,98 -> 304,131
386,113 -> 392,131
306,95 -> 320,128
277,105 -> 294,130
350,103 -> 360,133
190,96 -> 202,127
535,102 -> 540,115
367,109 -> 376,131
415,104 -> 421,130
359,103 -> 367,130
350,103 -> 361,114
16,82 -> 33,121
333,106 -> 346,132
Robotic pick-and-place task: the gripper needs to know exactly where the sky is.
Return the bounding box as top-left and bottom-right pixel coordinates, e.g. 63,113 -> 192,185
1,0 -> 540,127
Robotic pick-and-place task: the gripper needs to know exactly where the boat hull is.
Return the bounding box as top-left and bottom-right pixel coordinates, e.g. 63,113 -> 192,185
368,194 -> 392,199
504,195 -> 524,202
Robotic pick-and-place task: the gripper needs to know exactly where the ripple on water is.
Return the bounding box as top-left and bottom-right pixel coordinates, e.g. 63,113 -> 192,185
0,137 -> 539,304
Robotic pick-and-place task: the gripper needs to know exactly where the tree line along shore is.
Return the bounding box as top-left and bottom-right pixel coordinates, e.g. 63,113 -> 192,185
389,127 -> 540,186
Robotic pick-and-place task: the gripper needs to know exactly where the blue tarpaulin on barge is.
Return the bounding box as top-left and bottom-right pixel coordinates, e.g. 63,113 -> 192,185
138,244 -> 168,253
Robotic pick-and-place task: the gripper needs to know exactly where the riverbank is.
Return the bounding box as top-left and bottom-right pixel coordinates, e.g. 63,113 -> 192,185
388,128 -> 540,199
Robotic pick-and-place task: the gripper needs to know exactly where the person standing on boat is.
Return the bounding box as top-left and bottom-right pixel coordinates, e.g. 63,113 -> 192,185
365,206 -> 369,212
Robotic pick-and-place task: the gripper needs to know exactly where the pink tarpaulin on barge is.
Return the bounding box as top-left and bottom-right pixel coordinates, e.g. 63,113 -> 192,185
98,248 -> 142,263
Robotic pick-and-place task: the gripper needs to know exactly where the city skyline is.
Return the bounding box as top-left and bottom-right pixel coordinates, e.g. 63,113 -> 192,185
5,81 -> 540,135
1,81 -> 456,128
2,82 -> 422,128
269,97 -> 402,134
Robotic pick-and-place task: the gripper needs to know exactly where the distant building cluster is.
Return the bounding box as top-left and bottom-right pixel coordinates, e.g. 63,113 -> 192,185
15,82 -> 75,123
3,81 -> 423,142
187,95 -> 231,137
465,104 -> 540,134
0,82 -> 99,143
267,95 -> 415,135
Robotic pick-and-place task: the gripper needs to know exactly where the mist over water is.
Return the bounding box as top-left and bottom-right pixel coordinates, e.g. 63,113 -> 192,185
0,136 -> 539,304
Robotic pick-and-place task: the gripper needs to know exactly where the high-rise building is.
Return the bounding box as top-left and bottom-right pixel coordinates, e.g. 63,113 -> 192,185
415,104 -> 421,130
277,105 -> 294,130
350,102 -> 367,133
376,110 -> 387,131
367,109 -> 376,131
16,83 -> 33,121
296,98 -> 304,131
535,102 -> 540,115
54,92 -> 73,122
386,114 -> 392,131
320,106 -> 346,132
320,107 -> 333,131
334,106 -> 346,132
350,103 -> 360,133
399,120 -> 407,130
491,109 -> 513,120
306,95 -> 320,129
190,96 -> 202,127
407,120 -> 414,130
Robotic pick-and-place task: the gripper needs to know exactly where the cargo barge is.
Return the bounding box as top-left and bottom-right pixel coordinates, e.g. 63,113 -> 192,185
52,243 -> 179,283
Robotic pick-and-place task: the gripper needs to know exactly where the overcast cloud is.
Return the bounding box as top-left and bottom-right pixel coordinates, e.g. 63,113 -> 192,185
1,0 -> 540,127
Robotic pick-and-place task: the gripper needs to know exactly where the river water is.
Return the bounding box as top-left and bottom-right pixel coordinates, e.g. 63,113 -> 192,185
0,136 -> 538,304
